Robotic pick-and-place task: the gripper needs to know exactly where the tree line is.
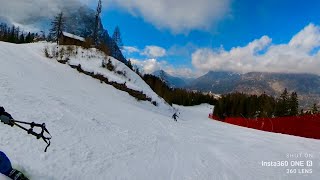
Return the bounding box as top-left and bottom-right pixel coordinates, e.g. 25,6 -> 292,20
143,74 -> 217,106
0,23 -> 44,44
213,89 -> 301,119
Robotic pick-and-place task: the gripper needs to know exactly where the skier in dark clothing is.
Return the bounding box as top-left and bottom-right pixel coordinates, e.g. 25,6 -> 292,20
172,112 -> 179,122
0,107 -> 29,180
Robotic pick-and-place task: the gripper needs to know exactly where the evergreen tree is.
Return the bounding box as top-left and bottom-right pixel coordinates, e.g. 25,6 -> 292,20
127,59 -> 133,70
0,22 -> 35,44
143,74 -> 217,107
15,27 -> 20,43
213,90 -> 299,119
19,33 -> 25,43
49,12 -> 65,44
112,26 -> 123,49
312,103 -> 318,114
25,32 -> 32,43
289,92 -> 299,116
276,88 -> 289,116
0,23 -> 10,42
8,25 -> 16,43
93,0 -> 102,45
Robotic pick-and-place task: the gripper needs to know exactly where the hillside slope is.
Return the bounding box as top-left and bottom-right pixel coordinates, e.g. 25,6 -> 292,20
0,42 -> 320,180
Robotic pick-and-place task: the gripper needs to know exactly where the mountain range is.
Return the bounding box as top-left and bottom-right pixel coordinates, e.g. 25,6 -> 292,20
152,70 -> 193,88
154,70 -> 320,108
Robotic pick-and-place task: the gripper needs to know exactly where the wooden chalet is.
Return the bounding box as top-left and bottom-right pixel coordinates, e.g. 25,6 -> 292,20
59,31 -> 85,46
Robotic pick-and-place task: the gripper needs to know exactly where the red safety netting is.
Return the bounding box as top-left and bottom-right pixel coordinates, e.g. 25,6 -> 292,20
208,113 -> 320,139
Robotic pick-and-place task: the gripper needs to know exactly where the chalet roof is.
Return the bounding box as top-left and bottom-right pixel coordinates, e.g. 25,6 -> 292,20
62,31 -> 85,42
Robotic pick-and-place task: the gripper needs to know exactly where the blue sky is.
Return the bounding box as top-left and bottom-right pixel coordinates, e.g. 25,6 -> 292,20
104,0 -> 320,49
96,0 -> 320,77
1,0 -> 320,77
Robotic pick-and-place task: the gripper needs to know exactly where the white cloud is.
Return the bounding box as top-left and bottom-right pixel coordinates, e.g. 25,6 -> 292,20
0,0 -> 231,34
166,67 -> 200,78
131,58 -> 197,78
131,58 -> 167,74
126,44 -> 197,77
192,23 -> 320,75
123,46 -> 140,53
142,45 -> 166,58
122,45 -> 167,58
110,0 -> 231,33
288,24 -> 320,51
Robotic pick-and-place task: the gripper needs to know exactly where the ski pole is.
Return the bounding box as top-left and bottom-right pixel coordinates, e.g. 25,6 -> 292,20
1,116 -> 52,152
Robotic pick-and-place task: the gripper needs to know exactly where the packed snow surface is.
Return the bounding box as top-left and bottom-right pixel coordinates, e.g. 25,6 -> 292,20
0,42 -> 320,180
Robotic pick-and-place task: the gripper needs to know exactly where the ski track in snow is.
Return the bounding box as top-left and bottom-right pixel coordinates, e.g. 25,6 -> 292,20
0,42 -> 320,180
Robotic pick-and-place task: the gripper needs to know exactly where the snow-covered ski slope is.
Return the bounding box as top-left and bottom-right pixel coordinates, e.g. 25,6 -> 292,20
0,41 -> 320,180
